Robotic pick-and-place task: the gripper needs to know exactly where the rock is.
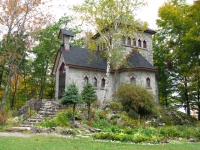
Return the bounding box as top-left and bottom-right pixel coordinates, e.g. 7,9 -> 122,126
12,117 -> 20,122
178,138 -> 183,141
30,126 -> 38,133
189,138 -> 197,142
55,126 -> 64,134
107,113 -> 117,120
95,128 -> 101,132
161,140 -> 169,143
67,129 -> 74,134
89,128 -> 95,132
117,117 -> 125,125
76,129 -> 82,134
55,126 -> 68,135
102,103 -> 110,110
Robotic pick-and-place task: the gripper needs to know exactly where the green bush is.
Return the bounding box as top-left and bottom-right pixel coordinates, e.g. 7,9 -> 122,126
109,102 -> 123,112
93,131 -> 164,143
41,109 -> 72,128
42,118 -> 56,128
113,83 -> 156,116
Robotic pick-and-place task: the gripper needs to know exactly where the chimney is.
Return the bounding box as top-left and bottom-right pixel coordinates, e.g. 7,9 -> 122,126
58,29 -> 74,50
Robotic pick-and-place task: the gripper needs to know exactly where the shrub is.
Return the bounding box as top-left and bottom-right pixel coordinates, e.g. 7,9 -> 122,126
0,110 -> 9,125
113,83 -> 156,116
109,102 -> 123,112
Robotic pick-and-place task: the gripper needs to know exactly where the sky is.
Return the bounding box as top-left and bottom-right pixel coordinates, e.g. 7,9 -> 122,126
51,0 -> 194,30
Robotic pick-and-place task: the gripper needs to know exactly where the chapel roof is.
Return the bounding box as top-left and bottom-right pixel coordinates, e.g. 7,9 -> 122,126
60,46 -> 157,72
58,29 -> 74,39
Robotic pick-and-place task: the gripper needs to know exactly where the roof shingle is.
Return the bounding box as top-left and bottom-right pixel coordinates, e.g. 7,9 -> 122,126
61,46 -> 156,71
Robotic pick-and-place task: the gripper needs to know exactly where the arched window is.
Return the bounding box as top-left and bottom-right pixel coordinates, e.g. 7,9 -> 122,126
138,39 -> 141,47
84,76 -> 88,85
146,77 -> 150,87
130,77 -> 136,84
101,78 -> 105,88
127,37 -> 131,45
122,36 -> 126,44
59,63 -> 65,75
133,39 -> 136,46
143,40 -> 147,48
93,77 -> 97,87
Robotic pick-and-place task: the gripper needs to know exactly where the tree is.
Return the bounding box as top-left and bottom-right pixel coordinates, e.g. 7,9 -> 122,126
155,0 -> 200,119
81,83 -> 97,120
60,83 -> 81,127
153,33 -> 173,108
156,0 -> 192,115
73,0 -> 147,103
0,0 -> 52,110
182,1 -> 200,119
31,15 -> 84,101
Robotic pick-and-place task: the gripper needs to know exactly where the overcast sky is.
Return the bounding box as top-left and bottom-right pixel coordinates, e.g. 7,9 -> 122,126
51,0 -> 194,30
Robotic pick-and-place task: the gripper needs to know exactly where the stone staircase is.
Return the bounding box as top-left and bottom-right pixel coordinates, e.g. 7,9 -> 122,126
19,100 -> 62,128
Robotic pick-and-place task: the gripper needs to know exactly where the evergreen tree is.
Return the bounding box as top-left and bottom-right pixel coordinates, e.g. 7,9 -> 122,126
81,83 -> 97,120
61,83 -> 81,127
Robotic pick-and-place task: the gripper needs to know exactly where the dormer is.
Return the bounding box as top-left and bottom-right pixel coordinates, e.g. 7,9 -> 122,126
58,29 -> 74,50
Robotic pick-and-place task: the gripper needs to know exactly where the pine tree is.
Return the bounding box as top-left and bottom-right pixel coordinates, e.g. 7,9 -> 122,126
61,83 -> 81,127
81,83 -> 97,120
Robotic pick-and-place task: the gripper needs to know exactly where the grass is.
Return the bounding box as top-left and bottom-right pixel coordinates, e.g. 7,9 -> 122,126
0,134 -> 200,150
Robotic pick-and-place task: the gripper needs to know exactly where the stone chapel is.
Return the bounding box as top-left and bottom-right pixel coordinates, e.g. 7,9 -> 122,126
52,28 -> 158,103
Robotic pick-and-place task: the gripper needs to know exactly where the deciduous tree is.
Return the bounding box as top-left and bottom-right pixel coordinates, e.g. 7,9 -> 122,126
0,0 -> 52,109
73,0 -> 147,103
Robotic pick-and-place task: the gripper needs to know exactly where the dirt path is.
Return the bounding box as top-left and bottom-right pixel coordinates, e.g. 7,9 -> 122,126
0,132 -> 31,138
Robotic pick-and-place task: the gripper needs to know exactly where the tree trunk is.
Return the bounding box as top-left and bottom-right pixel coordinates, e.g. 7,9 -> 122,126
0,69 -> 12,110
113,71 -> 118,94
72,104 -> 76,128
197,75 -> 200,120
165,97 -> 168,108
0,65 -> 3,87
101,60 -> 111,103
184,77 -> 190,116
10,73 -> 19,109
87,103 -> 91,121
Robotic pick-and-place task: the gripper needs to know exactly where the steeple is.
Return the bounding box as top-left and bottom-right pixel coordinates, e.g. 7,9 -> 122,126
58,29 -> 74,50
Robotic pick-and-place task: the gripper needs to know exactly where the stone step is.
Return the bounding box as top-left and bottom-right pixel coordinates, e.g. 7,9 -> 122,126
11,127 -> 31,131
28,118 -> 43,123
38,111 -> 57,115
20,123 -> 34,127
39,108 -> 58,112
39,115 -> 56,118
18,100 -> 60,128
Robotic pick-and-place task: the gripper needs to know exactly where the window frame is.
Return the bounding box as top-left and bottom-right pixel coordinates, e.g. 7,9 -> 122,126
138,39 -> 141,47
130,76 -> 136,84
143,40 -> 147,48
146,77 -> 150,88
93,77 -> 97,87
84,76 -> 89,85
101,78 -> 105,88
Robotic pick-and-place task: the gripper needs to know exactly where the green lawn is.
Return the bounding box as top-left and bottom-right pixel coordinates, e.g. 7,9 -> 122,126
0,134 -> 200,150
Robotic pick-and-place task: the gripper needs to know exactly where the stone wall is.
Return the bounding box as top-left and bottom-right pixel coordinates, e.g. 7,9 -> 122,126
65,68 -> 158,102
